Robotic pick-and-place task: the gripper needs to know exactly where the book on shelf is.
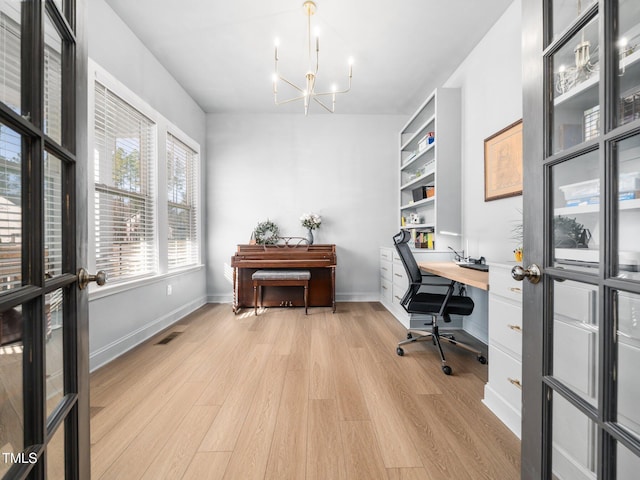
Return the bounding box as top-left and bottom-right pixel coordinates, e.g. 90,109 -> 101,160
410,227 -> 435,249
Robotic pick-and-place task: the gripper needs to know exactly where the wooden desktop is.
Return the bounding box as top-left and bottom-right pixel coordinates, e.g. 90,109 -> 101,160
417,261 -> 489,291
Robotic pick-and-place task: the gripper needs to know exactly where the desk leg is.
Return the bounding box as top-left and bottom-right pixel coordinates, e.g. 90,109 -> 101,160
331,266 -> 336,313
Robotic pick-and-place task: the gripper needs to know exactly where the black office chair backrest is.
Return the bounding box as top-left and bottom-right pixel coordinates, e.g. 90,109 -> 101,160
392,230 -> 422,285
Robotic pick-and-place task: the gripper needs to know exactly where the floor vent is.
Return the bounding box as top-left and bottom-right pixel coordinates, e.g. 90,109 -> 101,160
156,331 -> 182,345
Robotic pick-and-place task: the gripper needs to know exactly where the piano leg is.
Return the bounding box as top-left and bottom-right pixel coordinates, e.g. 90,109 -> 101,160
232,267 -> 239,314
331,266 -> 336,313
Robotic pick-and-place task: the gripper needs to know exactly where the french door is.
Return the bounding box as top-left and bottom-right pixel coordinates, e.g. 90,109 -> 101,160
0,0 -> 89,479
521,0 -> 640,478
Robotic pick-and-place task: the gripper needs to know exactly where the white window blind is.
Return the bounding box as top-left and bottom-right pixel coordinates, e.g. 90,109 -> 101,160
44,152 -> 63,279
167,133 -> 199,269
93,81 -> 157,283
44,12 -> 62,144
0,4 -> 21,113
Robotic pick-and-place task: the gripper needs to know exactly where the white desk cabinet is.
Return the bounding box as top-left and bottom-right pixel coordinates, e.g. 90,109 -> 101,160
483,262 -> 523,438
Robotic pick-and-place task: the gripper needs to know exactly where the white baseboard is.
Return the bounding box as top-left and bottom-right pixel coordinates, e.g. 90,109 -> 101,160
207,294 -> 233,304
482,384 -> 522,438
89,296 -> 207,372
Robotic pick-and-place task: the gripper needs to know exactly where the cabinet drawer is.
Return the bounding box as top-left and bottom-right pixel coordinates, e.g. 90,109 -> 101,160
489,295 -> 523,359
380,248 -> 393,263
380,259 -> 392,281
488,346 -> 522,411
489,267 -> 522,302
392,283 -> 407,307
392,265 -> 408,288
554,281 -> 596,325
553,320 -> 597,401
380,277 -> 392,305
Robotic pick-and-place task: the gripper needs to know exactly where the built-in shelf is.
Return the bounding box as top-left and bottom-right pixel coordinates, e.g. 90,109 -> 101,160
398,88 -> 461,252
400,222 -> 433,230
400,169 -> 436,190
400,114 -> 436,151
400,196 -> 435,211
553,49 -> 640,106
401,143 -> 435,171
555,198 -> 640,215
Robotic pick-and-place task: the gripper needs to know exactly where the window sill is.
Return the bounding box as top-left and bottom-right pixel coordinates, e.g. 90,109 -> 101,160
88,264 -> 204,301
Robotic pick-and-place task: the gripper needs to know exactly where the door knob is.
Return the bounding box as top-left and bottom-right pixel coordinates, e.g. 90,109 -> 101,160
511,264 -> 541,284
78,268 -> 107,290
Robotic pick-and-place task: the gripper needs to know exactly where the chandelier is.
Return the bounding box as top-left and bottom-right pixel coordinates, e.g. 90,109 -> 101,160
272,1 -> 353,115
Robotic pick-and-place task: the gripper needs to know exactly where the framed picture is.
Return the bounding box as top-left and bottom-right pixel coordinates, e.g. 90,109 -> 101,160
484,119 -> 523,201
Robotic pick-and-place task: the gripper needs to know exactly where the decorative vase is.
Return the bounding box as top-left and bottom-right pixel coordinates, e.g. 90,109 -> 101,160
307,229 -> 314,245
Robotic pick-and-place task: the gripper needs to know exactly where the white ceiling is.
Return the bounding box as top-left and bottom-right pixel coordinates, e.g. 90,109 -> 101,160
103,0 -> 514,115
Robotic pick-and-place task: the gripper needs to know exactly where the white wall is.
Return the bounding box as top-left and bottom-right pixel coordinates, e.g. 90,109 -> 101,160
87,0 -> 208,370
445,0 -> 523,263
206,114 -> 404,303
443,0 -> 523,341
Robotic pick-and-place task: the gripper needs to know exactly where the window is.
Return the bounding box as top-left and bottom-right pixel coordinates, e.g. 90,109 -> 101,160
167,133 -> 199,269
93,81 -> 157,283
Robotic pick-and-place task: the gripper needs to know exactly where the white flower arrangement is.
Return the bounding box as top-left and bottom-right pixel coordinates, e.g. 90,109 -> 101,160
300,212 -> 322,230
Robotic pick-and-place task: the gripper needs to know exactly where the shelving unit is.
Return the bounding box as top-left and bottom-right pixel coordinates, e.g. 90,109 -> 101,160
552,30 -> 640,153
555,198 -> 640,216
398,88 -> 462,251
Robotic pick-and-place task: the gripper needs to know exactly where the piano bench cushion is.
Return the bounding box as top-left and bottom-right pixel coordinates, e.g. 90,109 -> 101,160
252,269 -> 311,281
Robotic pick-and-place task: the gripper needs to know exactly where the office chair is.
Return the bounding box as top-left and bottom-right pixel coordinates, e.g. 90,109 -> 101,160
393,230 -> 487,375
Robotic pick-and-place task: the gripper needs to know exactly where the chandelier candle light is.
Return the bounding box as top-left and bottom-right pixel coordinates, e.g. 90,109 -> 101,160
272,1 -> 353,115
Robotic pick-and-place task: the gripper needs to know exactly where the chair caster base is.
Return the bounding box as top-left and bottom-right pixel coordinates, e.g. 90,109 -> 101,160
396,347 -> 405,356
478,355 -> 487,364
442,365 -> 452,375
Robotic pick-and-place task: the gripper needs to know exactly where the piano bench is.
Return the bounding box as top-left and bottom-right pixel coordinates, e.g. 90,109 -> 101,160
251,269 -> 311,315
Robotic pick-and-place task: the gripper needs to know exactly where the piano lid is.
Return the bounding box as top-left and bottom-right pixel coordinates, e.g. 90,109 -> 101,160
231,243 -> 336,268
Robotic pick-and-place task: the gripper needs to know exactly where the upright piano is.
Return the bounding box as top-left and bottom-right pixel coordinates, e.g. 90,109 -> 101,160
231,244 -> 337,313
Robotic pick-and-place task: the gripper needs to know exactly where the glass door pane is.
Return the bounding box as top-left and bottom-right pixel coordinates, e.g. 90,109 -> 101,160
552,150 -> 599,272
617,0 -> 640,127
552,0 -> 597,41
0,305 -> 23,477
0,122 -> 22,291
45,289 -> 64,418
617,290 -> 640,439
615,135 -> 640,279
552,16 -> 600,154
46,421 -> 65,479
0,0 -> 21,114
618,440 -> 640,479
44,13 -> 63,144
552,392 -> 597,479
552,279 -> 598,406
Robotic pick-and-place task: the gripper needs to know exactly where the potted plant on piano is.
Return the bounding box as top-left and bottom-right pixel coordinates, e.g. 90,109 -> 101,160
300,212 -> 321,245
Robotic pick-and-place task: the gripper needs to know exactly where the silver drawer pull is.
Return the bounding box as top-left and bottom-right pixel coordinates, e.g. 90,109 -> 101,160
509,287 -> 522,293
394,295 -> 402,301
381,285 -> 388,290
508,324 -> 522,332
394,273 -> 403,278
508,377 -> 522,390
381,267 -> 388,271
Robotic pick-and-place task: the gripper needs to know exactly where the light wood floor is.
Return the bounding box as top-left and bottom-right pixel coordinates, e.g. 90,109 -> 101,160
90,302 -> 520,480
